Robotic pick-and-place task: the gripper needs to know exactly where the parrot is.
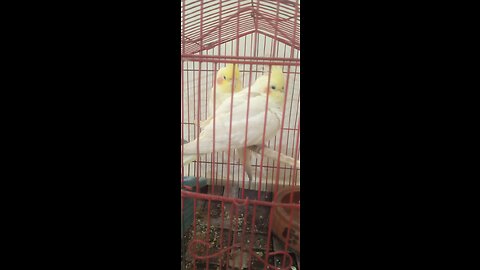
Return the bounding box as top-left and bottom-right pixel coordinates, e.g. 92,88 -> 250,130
182,66 -> 286,172
199,63 -> 257,184
199,63 -> 243,128
233,66 -> 287,185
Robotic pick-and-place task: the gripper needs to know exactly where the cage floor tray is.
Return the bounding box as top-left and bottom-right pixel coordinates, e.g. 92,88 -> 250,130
182,185 -> 295,270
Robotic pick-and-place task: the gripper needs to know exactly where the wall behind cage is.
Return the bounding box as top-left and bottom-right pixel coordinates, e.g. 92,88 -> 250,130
181,33 -> 300,191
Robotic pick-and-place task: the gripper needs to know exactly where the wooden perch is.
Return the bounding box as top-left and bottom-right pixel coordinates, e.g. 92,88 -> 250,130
248,145 -> 300,169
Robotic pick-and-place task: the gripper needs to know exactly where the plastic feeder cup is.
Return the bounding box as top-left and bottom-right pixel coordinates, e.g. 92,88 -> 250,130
272,186 -> 300,253
181,176 -> 207,236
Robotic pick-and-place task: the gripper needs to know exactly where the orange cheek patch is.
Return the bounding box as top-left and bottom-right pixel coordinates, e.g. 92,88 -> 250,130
217,77 -> 223,85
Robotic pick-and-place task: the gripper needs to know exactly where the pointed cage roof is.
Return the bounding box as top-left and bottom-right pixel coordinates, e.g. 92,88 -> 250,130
181,0 -> 300,56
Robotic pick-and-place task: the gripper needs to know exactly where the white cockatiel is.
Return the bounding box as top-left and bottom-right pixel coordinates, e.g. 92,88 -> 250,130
199,63 -> 243,129
208,63 -> 243,117
183,66 -> 286,171
198,63 -> 254,182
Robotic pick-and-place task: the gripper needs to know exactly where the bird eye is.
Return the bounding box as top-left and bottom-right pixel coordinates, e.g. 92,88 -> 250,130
271,86 -> 276,90
223,76 -> 227,80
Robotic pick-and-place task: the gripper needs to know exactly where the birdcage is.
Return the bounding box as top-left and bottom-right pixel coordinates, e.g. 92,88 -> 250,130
181,1 -> 300,269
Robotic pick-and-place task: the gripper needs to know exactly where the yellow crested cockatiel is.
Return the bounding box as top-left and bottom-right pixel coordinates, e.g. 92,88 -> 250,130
201,63 -> 243,127
199,63 -> 255,182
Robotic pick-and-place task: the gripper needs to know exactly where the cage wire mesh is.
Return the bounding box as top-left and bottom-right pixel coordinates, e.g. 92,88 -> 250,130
181,1 -> 300,269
